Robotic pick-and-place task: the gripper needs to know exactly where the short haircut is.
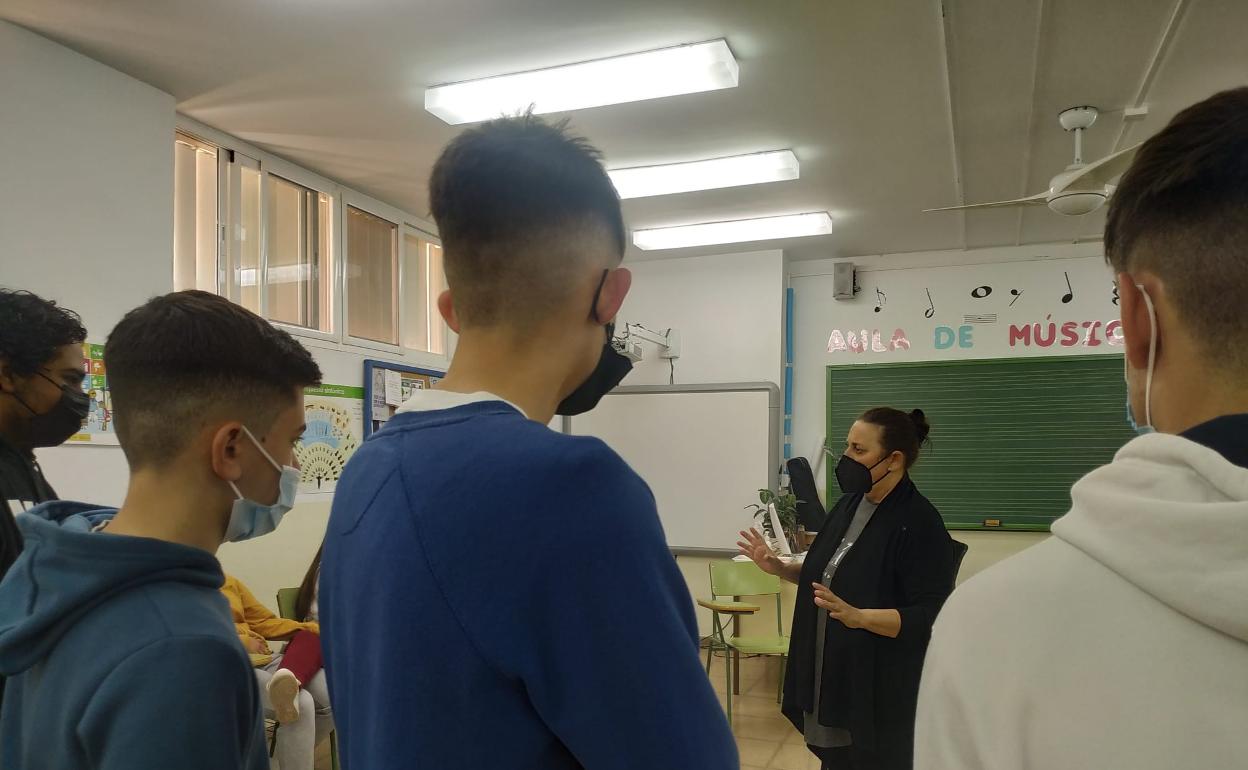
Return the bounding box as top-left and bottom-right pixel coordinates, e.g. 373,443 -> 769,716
1104,86 -> 1248,371
105,291 -> 322,469
428,113 -> 627,329
0,289 -> 87,375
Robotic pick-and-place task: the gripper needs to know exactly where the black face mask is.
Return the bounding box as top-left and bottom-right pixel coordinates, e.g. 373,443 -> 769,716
834,453 -> 890,495
556,270 -> 634,417
13,372 -> 90,448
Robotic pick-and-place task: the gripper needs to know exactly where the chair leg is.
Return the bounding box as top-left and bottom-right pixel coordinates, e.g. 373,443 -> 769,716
331,730 -> 340,770
707,612 -> 724,675
725,646 -> 733,725
777,656 -> 786,704
733,648 -> 741,695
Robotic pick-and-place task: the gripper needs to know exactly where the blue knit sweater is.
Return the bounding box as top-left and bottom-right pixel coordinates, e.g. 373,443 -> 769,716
321,400 -> 736,769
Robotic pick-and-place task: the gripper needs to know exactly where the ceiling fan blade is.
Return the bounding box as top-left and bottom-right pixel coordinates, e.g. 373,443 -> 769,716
1055,143 -> 1141,192
923,191 -> 1048,212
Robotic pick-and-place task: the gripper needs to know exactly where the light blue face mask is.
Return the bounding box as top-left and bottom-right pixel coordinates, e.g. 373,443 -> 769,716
1124,282 -> 1157,435
225,425 -> 300,542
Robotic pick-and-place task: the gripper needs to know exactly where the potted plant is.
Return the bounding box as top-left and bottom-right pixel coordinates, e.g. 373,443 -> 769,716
746,488 -> 803,553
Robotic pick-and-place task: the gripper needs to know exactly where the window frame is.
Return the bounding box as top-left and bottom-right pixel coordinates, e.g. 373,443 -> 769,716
259,156 -> 341,344
341,190 -> 406,354
401,223 -> 452,366
172,130 -> 222,295
174,114 -> 450,367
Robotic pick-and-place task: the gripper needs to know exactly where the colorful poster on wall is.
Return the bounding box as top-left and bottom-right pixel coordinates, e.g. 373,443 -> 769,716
66,342 -> 119,445
295,384 -> 365,494
365,363 -> 444,436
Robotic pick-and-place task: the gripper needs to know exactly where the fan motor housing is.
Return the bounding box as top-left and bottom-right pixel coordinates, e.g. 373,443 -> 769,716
1047,191 -> 1106,216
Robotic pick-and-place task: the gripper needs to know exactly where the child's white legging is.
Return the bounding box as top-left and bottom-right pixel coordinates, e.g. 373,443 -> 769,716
254,663 -> 334,770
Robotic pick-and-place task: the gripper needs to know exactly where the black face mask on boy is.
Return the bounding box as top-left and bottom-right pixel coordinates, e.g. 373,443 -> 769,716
12,371 -> 90,448
556,270 -> 634,417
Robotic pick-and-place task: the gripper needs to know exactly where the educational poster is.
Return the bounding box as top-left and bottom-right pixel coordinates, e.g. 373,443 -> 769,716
294,384 -> 365,494
366,364 -> 444,435
67,342 -> 119,445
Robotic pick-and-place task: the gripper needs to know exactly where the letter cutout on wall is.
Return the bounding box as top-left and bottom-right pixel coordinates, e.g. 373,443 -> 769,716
958,325 -> 974,349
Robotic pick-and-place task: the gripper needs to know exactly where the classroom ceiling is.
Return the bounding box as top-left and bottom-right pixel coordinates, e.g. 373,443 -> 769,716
3,0 -> 1245,262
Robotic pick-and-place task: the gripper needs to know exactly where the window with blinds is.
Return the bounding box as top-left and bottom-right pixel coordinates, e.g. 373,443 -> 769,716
826,355 -> 1137,531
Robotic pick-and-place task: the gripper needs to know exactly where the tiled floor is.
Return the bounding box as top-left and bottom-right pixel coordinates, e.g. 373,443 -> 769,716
708,653 -> 821,770
308,653 -> 816,770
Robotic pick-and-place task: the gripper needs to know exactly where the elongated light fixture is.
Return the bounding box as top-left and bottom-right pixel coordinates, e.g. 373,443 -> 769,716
633,212 -> 833,251
608,150 -> 799,199
425,39 -> 738,125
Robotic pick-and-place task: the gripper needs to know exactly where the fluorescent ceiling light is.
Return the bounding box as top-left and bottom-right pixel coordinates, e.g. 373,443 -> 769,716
608,150 -> 799,199
633,212 -> 833,251
425,39 -> 738,125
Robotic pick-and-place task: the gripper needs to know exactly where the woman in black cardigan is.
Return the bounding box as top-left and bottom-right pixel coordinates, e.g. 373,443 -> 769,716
738,407 -> 956,770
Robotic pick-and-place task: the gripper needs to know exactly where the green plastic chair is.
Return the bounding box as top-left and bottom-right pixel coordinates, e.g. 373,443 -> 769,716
275,587 -> 301,622
273,587 -> 340,770
698,561 -> 790,724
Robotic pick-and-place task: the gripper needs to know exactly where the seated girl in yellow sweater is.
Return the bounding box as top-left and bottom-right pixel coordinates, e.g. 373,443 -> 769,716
221,570 -> 331,770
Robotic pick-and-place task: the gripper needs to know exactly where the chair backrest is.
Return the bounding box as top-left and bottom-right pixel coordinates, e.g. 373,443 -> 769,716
710,560 -> 782,599
275,587 -> 300,621
710,560 -> 786,636
950,540 -> 969,588
786,456 -> 827,531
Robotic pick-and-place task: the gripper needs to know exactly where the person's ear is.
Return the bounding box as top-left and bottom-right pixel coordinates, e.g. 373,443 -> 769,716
1118,273 -> 1163,371
890,450 -> 905,473
595,267 -> 632,324
209,422 -> 247,484
437,290 -> 461,334
0,358 -> 16,394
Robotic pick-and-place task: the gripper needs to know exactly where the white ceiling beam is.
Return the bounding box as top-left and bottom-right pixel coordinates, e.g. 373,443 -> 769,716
1080,0 -> 1191,243
934,0 -> 966,250
1110,0 -> 1192,153
1015,0 -> 1048,247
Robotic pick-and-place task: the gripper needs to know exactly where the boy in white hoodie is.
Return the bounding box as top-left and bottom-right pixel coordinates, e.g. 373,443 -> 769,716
915,87 -> 1248,770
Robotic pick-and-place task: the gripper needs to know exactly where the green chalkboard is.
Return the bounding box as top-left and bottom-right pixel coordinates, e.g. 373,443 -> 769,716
826,355 -> 1137,531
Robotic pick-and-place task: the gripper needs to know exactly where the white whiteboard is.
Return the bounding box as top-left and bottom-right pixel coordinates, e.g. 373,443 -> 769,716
567,384 -> 779,552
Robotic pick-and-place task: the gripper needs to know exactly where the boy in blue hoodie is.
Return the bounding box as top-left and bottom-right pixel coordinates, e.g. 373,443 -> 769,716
320,114 -> 738,769
0,291 -> 322,770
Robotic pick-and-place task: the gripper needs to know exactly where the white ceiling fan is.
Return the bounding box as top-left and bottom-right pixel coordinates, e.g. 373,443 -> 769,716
925,106 -> 1141,216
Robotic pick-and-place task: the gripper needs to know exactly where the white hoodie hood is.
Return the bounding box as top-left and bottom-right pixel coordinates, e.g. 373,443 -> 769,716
915,431 -> 1248,770
1053,431 -> 1248,642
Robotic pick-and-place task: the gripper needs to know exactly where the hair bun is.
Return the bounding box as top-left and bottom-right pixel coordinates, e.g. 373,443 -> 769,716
909,409 -> 931,443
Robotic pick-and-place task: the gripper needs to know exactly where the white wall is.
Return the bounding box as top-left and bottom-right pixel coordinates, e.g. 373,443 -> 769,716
619,250 -> 785,388
619,250 -> 789,636
1,20 -> 174,509
789,241 -> 1117,574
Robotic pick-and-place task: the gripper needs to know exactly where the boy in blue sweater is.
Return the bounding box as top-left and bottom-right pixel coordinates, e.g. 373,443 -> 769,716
321,115 -> 738,769
0,291 -> 322,769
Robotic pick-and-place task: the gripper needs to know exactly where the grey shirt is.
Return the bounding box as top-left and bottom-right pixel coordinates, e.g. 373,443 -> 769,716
803,495 -> 879,748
